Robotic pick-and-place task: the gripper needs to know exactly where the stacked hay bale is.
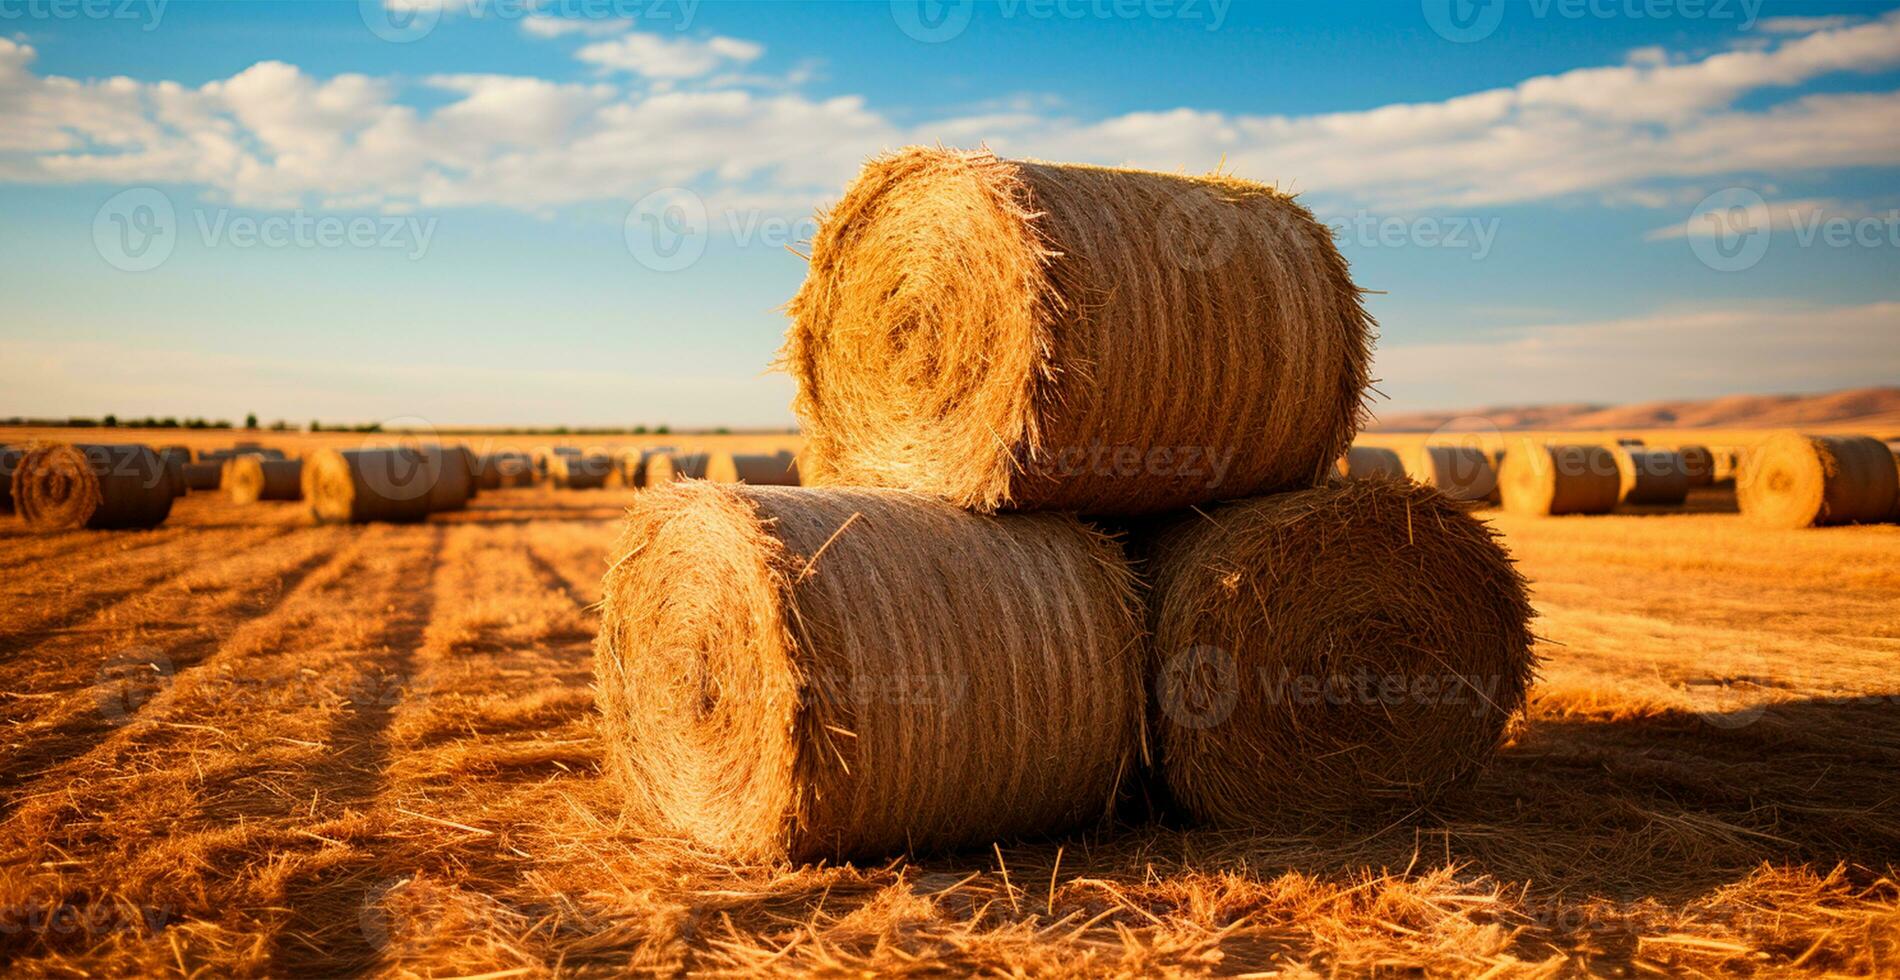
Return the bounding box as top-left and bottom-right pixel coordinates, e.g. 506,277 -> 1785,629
11,443 -> 173,530
226,456 -> 304,503
706,450 -> 800,486
1336,445 -> 1404,481
1406,444 -> 1499,503
1737,431 -> 1897,529
1611,446 -> 1690,507
595,148 -> 1533,862
1498,443 -> 1621,516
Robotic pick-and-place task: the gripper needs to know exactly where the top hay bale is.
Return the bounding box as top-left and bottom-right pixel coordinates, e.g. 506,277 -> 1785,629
1737,431 -> 1897,529
784,146 -> 1373,515
11,443 -> 173,530
595,483 -> 1142,862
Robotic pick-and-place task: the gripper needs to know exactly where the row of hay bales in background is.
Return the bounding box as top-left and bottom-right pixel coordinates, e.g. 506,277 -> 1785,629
1339,433 -> 1900,528
595,148 -> 1538,863
0,438 -> 804,531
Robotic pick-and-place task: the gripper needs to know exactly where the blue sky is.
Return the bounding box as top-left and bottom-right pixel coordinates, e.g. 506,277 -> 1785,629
1,0 -> 1897,428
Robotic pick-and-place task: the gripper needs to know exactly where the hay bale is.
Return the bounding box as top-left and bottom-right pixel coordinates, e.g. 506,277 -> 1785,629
1407,445 -> 1498,503
475,451 -> 535,490
421,445 -> 473,512
645,451 -> 709,484
182,462 -> 222,492
456,446 -> 480,500
549,451 -> 614,490
0,445 -> 22,513
608,447 -> 672,488
1737,431 -> 1898,529
595,483 -> 1141,862
11,443 -> 174,530
1677,445 -> 1717,488
156,446 -> 191,498
1712,447 -> 1745,485
225,456 -> 304,503
303,449 -> 437,524
1336,446 -> 1405,481
784,146 -> 1373,515
1141,480 -> 1534,828
1612,447 -> 1690,506
707,450 -> 801,486
1497,443 -> 1621,516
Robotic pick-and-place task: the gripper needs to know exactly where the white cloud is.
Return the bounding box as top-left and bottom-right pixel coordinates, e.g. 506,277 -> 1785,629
1374,302 -> 1900,414
520,15 -> 635,39
574,32 -> 762,79
1640,198 -> 1896,240
1,12 -> 1898,216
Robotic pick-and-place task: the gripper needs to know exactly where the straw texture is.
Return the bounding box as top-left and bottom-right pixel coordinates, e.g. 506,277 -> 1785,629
1407,445 -> 1499,503
304,449 -> 437,525
1498,443 -> 1621,516
1337,446 -> 1405,481
595,483 -> 1143,862
11,443 -> 174,530
707,450 -> 801,486
1612,448 -> 1690,506
784,146 -> 1373,515
225,456 -> 304,503
1737,431 -> 1898,529
1140,480 -> 1535,828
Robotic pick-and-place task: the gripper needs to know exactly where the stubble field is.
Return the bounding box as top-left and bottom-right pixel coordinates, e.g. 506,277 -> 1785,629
1,428 -> 1896,976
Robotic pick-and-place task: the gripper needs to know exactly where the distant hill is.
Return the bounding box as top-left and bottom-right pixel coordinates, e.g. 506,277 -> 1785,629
1368,386 -> 1900,433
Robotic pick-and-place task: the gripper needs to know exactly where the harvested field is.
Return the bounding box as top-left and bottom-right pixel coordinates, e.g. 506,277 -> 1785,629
2,429 -> 1896,976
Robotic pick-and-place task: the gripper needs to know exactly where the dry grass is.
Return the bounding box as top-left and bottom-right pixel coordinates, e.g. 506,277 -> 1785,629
1,431 -> 1897,975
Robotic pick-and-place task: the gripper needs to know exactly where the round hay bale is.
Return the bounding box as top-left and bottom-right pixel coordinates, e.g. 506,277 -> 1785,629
1337,446 -> 1405,481
1408,445 -> 1498,503
1497,443 -> 1621,516
645,451 -> 709,484
606,447 -> 671,488
475,451 -> 535,490
421,445 -> 473,512
303,448 -> 437,525
784,146 -> 1373,515
1677,445 -> 1717,488
456,446 -> 480,500
549,452 -> 613,490
595,483 -> 1142,862
1737,431 -> 1898,529
182,462 -> 222,492
0,445 -> 23,513
1141,480 -> 1534,829
12,443 -> 174,531
707,450 -> 801,486
1612,447 -> 1690,506
156,446 -> 191,498
225,456 -> 304,503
